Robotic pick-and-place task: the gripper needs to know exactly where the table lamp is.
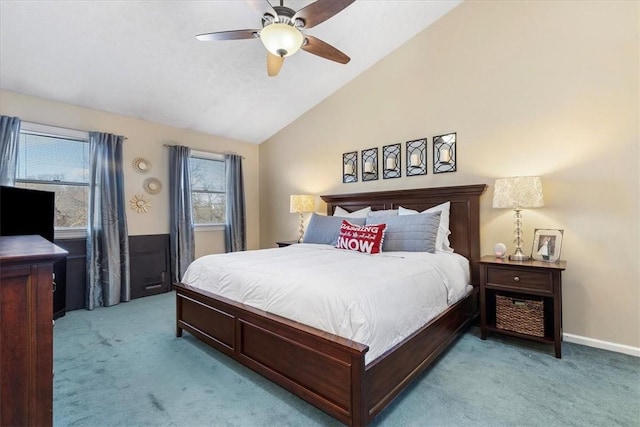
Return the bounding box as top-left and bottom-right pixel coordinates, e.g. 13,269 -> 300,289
492,176 -> 544,261
290,194 -> 315,243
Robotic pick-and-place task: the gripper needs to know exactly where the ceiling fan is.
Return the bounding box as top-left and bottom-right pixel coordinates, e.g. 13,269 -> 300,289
196,0 -> 355,77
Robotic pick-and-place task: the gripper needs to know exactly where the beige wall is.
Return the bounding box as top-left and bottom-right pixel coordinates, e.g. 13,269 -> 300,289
0,90 -> 261,256
260,1 -> 639,348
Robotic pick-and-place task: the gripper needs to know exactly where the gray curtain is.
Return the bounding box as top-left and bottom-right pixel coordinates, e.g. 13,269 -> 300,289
225,154 -> 246,252
86,132 -> 130,310
0,116 -> 21,186
169,145 -> 194,282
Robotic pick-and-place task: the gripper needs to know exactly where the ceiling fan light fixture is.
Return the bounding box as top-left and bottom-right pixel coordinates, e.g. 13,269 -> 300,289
260,23 -> 303,57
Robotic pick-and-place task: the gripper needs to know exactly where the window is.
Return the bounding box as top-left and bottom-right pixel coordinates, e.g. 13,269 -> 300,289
15,123 -> 89,231
190,153 -> 226,225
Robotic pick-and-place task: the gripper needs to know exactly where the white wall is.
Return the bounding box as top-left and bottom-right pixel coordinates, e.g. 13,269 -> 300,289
259,1 -> 640,349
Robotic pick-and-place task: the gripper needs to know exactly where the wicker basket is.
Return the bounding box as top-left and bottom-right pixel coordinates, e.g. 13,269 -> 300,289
496,294 -> 545,337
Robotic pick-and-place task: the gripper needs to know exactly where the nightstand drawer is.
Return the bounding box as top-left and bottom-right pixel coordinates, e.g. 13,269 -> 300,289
486,267 -> 552,293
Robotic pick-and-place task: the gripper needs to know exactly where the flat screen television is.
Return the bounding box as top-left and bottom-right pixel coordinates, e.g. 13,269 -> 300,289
0,185 -> 55,242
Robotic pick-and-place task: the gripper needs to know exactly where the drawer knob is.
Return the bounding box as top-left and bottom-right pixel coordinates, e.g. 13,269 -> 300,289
513,276 -> 520,282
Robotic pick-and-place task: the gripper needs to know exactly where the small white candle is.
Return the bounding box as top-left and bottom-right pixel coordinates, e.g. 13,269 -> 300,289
440,148 -> 451,163
410,153 -> 420,167
364,161 -> 373,173
386,157 -> 396,170
344,163 -> 354,175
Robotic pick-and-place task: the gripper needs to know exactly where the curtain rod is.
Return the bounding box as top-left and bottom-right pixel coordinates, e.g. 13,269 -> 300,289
162,144 -> 244,159
22,120 -> 128,139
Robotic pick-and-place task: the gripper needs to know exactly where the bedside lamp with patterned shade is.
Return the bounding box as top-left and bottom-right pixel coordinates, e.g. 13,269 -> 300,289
493,176 -> 544,261
290,194 -> 315,243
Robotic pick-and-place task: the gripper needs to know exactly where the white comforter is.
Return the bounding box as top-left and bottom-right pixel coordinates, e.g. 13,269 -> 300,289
181,243 -> 471,364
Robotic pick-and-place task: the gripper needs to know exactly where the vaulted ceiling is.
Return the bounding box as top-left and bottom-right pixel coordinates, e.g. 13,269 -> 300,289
0,1 -> 462,144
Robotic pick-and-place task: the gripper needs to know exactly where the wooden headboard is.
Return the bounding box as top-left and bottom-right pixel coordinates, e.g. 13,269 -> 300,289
321,184 -> 487,285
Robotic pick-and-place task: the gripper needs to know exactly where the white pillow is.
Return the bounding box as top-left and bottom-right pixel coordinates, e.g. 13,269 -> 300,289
398,201 -> 453,253
333,205 -> 372,218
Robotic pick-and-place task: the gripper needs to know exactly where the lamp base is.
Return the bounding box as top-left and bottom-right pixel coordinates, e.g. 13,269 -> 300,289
508,247 -> 530,261
298,213 -> 304,243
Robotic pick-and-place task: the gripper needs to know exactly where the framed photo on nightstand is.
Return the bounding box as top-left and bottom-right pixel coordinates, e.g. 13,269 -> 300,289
531,228 -> 563,263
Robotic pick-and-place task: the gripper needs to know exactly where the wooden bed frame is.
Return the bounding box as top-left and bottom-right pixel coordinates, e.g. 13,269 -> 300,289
174,184 -> 486,426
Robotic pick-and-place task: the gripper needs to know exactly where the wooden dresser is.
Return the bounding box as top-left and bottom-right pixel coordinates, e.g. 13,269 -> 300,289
0,235 -> 68,426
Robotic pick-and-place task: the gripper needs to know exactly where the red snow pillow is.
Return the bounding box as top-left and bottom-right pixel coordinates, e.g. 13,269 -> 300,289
335,220 -> 387,254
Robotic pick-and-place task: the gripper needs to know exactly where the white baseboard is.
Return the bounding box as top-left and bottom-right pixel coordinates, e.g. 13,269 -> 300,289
563,333 -> 640,357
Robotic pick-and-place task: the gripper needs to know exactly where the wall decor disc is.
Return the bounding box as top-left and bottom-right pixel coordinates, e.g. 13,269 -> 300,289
143,177 -> 162,195
130,194 -> 151,213
132,157 -> 152,174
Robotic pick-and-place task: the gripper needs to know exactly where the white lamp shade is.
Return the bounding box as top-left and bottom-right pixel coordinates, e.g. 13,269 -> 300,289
492,176 -> 544,209
260,23 -> 304,57
290,194 -> 315,213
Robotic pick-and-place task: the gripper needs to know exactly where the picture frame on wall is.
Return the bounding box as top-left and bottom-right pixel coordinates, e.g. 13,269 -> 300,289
433,132 -> 457,174
361,148 -> 378,181
531,228 -> 564,263
406,138 -> 427,176
342,151 -> 358,183
382,143 -> 401,179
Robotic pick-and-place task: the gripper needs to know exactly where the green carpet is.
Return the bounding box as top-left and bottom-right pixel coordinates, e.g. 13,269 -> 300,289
53,292 -> 639,426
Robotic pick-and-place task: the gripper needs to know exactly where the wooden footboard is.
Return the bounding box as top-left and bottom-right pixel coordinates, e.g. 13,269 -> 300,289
175,282 -> 477,426
174,282 -> 369,426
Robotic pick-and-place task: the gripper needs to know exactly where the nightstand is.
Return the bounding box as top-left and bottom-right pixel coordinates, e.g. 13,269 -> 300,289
276,240 -> 298,247
479,255 -> 567,358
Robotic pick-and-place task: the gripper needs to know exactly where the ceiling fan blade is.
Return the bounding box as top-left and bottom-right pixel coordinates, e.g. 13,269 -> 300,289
246,0 -> 277,18
267,52 -> 284,77
302,35 -> 350,64
196,29 -> 259,41
293,0 -> 355,29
